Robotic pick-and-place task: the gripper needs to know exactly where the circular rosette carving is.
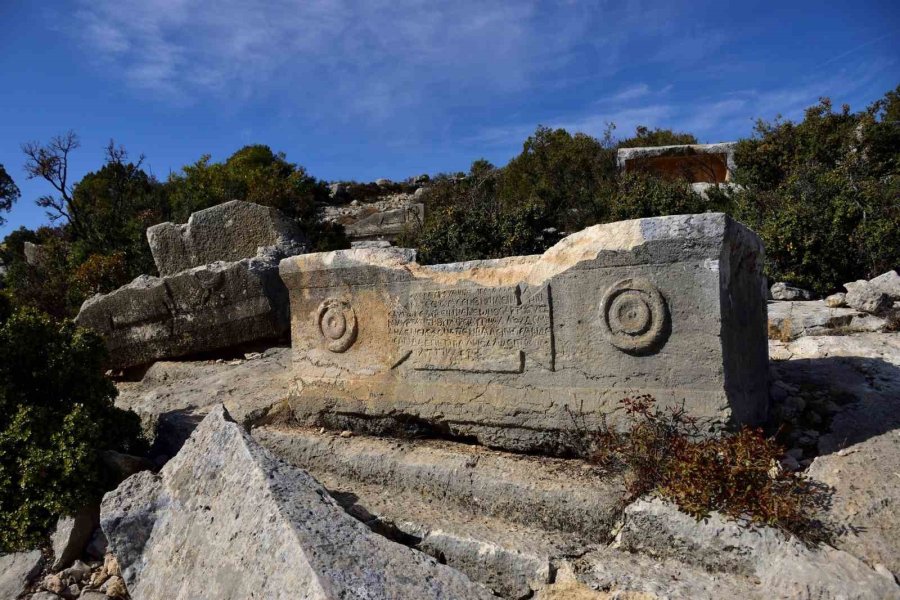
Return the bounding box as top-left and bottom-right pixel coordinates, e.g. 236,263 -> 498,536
599,278 -> 669,354
316,298 -> 358,353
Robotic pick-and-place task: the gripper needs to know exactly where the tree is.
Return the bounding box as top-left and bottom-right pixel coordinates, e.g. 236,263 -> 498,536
0,164 -> 20,226
166,144 -> 329,222
22,131 -> 83,237
69,141 -> 169,278
729,88 -> 900,294
499,125 -> 618,233
617,126 -> 698,148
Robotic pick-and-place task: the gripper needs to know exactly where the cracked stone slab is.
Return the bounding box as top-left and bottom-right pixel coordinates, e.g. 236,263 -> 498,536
100,405 -> 494,600
255,426 -> 625,540
256,425 -> 625,598
147,200 -> 308,276
279,213 -> 769,454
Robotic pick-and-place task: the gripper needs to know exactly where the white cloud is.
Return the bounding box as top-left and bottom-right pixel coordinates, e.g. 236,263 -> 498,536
470,59 -> 893,149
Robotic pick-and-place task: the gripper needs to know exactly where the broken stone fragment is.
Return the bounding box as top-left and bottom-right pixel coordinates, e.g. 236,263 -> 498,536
100,405 -> 493,599
0,550 -> 43,599
770,281 -> 813,301
825,292 -> 847,307
75,256 -> 291,370
51,504 -> 99,570
845,281 -> 893,314
146,200 -> 308,277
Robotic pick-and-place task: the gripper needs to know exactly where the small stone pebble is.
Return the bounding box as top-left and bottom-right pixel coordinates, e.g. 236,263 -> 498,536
43,573 -> 65,594
104,575 -> 128,598
339,430 -> 353,438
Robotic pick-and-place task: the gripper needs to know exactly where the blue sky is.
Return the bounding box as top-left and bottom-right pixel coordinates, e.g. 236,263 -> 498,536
1,0 -> 897,233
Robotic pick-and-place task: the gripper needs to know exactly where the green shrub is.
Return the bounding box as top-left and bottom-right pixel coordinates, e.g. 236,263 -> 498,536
730,89 -> 900,294
610,171 -> 722,221
0,309 -> 144,551
167,145 -> 329,222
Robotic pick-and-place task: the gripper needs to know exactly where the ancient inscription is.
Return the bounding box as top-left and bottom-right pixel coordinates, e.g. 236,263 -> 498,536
388,285 -> 553,373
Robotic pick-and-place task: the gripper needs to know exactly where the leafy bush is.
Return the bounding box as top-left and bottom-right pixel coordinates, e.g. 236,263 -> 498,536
409,126 -> 710,264
0,309 -> 144,551
69,252 -> 130,300
617,125 -> 698,148
610,171 -> 721,221
730,89 -> 900,294
167,145 -> 329,222
570,395 -> 825,540
402,159 -> 564,264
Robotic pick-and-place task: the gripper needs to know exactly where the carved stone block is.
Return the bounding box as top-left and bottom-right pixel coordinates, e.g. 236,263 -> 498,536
279,213 -> 768,454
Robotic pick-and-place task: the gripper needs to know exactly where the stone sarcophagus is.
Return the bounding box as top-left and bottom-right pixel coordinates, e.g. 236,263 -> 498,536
279,213 -> 768,454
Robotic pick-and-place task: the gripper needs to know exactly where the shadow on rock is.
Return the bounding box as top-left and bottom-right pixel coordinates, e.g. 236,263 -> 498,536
769,355 -> 900,456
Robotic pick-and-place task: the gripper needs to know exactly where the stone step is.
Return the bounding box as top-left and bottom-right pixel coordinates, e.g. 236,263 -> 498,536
253,425 -> 626,540
254,426 -> 627,598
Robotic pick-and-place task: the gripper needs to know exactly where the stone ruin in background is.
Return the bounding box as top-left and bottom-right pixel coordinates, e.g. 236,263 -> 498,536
617,142 -> 737,197
319,179 -> 426,247
76,200 -> 308,369
280,212 -> 769,452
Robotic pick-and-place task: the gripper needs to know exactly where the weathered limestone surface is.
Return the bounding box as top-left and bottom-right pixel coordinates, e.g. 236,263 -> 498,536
344,203 -> 424,241
147,200 -> 307,276
100,405 -> 493,600
116,347 -> 293,456
76,256 -> 290,369
256,426 -> 625,598
616,498 -> 900,599
0,550 -> 43,599
279,213 -> 769,453
808,430 -> 900,581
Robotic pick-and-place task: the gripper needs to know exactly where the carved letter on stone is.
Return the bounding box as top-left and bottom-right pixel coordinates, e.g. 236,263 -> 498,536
388,285 -> 554,373
317,298 -> 357,352
599,278 -> 669,354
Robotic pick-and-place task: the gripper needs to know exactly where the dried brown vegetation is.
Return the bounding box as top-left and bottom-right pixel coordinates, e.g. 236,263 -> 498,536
569,395 -> 830,542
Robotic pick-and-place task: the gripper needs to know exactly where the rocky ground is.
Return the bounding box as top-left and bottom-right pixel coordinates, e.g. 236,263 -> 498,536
6,296 -> 900,599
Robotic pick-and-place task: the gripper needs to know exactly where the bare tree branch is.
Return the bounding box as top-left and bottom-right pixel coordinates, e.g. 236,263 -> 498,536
22,131 -> 83,234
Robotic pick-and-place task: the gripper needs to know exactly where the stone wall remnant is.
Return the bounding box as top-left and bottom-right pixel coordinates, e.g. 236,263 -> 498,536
279,213 -> 769,454
343,202 -> 424,241
147,200 -> 307,277
617,142 -> 737,187
77,201 -> 308,369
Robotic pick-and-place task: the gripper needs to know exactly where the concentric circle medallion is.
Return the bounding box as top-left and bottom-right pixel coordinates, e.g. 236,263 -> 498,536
316,298 -> 357,352
599,278 -> 669,354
